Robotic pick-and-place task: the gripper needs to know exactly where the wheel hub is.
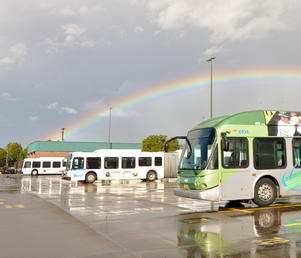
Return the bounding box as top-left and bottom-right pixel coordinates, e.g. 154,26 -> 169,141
258,183 -> 273,201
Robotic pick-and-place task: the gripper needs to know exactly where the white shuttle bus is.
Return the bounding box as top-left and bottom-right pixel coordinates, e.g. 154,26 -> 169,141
22,157 -> 67,175
63,149 -> 164,183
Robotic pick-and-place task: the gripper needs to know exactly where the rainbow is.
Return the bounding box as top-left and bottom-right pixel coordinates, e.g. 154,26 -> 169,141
48,68 -> 301,140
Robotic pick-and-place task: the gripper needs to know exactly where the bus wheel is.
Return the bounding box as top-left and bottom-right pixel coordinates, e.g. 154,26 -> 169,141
31,170 -> 38,176
85,172 -> 96,183
253,178 -> 276,207
146,171 -> 157,181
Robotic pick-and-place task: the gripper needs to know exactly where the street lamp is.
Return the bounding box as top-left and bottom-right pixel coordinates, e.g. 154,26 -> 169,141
61,128 -> 65,142
207,56 -> 216,119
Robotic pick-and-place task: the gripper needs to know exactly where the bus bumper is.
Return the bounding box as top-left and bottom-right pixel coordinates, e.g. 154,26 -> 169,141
174,185 -> 220,201
62,176 -> 71,181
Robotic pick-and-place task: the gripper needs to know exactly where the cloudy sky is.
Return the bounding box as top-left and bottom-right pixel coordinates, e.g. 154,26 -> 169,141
1,0 -> 301,148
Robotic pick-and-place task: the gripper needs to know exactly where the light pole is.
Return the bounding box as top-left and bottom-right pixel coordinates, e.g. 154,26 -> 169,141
61,128 -> 65,142
207,57 -> 216,119
108,107 -> 112,149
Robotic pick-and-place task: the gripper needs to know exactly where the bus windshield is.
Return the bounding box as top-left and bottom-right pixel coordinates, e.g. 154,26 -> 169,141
179,128 -> 216,170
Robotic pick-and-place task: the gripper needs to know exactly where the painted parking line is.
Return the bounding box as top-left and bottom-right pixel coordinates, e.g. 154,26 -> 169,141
183,218 -> 209,224
218,203 -> 301,214
282,222 -> 301,227
253,237 -> 290,246
0,204 -> 25,209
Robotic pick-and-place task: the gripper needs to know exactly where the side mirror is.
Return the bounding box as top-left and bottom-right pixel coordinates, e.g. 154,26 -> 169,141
165,136 -> 192,157
164,142 -> 169,153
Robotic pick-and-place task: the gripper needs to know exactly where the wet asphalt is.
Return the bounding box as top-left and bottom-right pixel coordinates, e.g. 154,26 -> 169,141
1,175 -> 301,257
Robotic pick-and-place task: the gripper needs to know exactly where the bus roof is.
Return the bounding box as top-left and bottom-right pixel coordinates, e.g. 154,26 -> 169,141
24,157 -> 65,161
192,110 -> 301,137
194,110 -> 267,129
70,149 -> 164,156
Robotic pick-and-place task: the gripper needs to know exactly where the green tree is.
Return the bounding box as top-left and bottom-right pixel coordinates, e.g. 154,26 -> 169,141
23,146 -> 28,159
142,135 -> 179,152
7,142 -> 23,163
0,148 -> 6,163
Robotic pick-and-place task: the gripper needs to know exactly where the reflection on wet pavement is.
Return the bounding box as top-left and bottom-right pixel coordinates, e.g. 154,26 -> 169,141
3,175 -> 301,257
19,175 -> 224,218
177,206 -> 301,257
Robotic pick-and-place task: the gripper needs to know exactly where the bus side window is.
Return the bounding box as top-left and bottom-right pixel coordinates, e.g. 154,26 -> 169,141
53,161 -> 61,168
24,161 -> 31,168
254,138 -> 286,169
42,161 -> 51,168
293,138 -> 301,166
122,157 -> 135,169
154,157 -> 162,166
139,157 -> 152,166
72,157 -> 84,169
222,138 -> 248,169
87,157 -> 101,169
32,161 -> 41,168
104,157 -> 119,169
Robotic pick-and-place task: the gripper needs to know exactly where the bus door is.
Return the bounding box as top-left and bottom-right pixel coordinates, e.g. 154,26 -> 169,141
221,137 -> 252,200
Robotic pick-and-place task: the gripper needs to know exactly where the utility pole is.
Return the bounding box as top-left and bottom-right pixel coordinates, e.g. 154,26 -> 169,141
108,107 -> 112,149
61,128 -> 65,142
207,57 -> 216,119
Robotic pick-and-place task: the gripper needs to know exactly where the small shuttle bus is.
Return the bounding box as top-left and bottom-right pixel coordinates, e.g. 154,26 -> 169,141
63,149 -> 164,183
22,157 -> 67,175
165,110 -> 301,206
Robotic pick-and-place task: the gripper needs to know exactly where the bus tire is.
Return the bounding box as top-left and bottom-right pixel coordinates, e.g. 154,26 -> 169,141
146,170 -> 157,181
85,172 -> 97,184
253,178 -> 276,207
31,169 -> 38,176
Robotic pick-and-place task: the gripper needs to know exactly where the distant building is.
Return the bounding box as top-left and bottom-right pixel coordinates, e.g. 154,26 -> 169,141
27,141 -> 142,159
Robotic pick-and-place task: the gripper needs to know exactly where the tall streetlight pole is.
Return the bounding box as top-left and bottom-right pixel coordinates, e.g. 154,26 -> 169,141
108,107 -> 112,149
61,128 -> 65,142
207,57 -> 216,119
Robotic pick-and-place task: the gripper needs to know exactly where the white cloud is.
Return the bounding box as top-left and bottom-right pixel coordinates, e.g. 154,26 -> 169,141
0,43 -> 28,67
58,7 -> 76,16
45,102 -> 77,114
47,102 -> 58,110
0,57 -> 14,66
0,92 -> 16,101
61,107 -> 77,114
203,45 -> 227,57
44,24 -> 95,51
146,0 -> 301,46
56,4 -> 104,16
29,116 -> 38,121
119,29 -> 127,38
135,26 -> 144,33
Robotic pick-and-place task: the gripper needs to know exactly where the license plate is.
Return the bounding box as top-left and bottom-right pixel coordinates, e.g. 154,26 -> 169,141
184,184 -> 189,190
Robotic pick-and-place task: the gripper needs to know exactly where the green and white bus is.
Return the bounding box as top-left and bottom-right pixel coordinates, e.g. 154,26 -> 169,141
165,110 -> 301,206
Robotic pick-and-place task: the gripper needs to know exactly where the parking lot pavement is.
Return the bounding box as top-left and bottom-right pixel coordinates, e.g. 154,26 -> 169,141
2,175 -> 301,257
0,193 -> 135,258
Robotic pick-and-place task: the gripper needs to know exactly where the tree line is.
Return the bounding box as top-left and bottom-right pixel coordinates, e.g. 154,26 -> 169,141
0,135 -> 178,168
0,142 -> 28,167
142,135 -> 179,152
